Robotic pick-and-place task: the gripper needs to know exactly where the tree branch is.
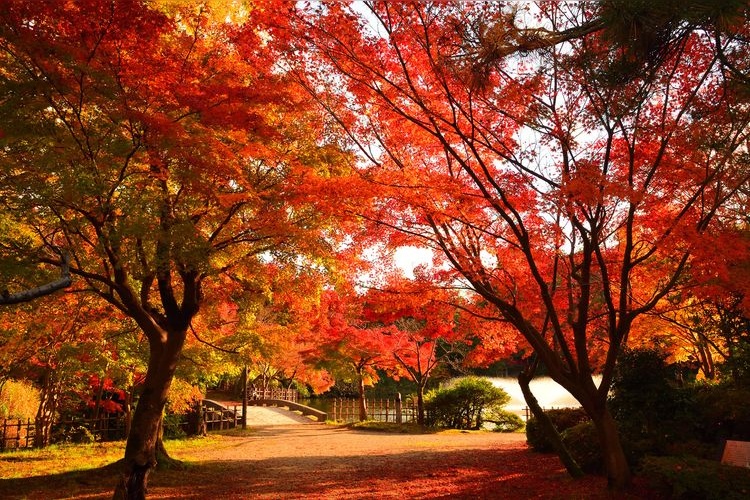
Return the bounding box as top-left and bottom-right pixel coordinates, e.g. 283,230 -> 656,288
0,252 -> 72,305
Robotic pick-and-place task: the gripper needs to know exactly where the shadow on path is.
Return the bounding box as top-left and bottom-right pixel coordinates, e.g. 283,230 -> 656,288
0,425 -> 650,499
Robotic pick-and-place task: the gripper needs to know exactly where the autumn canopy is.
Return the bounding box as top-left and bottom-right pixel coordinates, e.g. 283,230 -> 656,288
1,0 -> 750,498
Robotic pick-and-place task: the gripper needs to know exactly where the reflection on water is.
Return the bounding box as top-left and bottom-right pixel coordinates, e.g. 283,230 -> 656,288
488,376 -> 601,413
301,376 -> 601,421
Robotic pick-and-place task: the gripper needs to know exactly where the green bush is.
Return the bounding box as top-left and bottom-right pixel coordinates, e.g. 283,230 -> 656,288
525,408 -> 590,452
561,421 -> 602,473
641,455 -> 750,500
425,376 -> 510,430
609,347 -> 700,459
610,348 -> 678,434
54,425 -> 95,444
488,409 -> 525,433
162,413 -> 187,439
691,384 -> 750,443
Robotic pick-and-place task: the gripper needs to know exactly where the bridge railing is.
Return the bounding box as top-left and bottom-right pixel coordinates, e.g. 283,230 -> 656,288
246,388 -> 298,402
201,399 -> 241,431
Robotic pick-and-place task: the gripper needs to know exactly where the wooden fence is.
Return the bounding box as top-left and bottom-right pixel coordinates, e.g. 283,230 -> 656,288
1,400 -> 241,453
0,418 -> 35,451
330,397 -> 419,424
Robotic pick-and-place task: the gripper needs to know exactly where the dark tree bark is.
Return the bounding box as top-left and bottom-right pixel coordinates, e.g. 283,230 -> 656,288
113,322 -> 188,500
518,367 -> 584,479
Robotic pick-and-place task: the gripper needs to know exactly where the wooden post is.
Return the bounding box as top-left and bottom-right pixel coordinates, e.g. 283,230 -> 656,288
242,365 -> 248,430
395,393 -> 403,424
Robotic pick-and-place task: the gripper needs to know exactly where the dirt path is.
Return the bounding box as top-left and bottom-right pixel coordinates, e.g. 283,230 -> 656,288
0,421 -> 652,499
139,425 -> 632,499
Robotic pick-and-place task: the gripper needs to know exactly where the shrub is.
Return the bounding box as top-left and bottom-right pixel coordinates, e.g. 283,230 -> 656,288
162,412 -> 187,439
609,348 -> 677,436
609,347 -> 700,460
0,379 -> 40,419
425,376 -> 510,430
54,425 -> 95,444
641,455 -> 750,500
691,384 -> 750,443
488,409 -> 525,433
561,421 -> 602,473
526,408 -> 589,452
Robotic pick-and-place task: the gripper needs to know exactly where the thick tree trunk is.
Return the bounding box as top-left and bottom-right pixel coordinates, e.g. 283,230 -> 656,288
518,371 -> 584,479
155,422 -> 184,470
590,405 -> 631,490
34,369 -> 59,448
113,328 -> 185,500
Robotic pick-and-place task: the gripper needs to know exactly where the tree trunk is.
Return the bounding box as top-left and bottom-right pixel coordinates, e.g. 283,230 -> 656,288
113,328 -> 185,500
154,420 -> 184,470
241,366 -> 248,430
357,369 -> 368,422
416,385 -> 425,426
518,370 -> 584,479
93,374 -> 106,432
124,384 -> 134,438
590,405 -> 632,490
34,369 -> 58,448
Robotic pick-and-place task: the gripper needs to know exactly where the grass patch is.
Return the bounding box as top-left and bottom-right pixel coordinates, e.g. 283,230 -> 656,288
0,442 -> 124,479
0,435 -> 221,479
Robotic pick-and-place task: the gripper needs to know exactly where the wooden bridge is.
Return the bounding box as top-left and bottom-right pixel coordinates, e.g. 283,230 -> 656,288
246,399 -> 327,422
203,390 -> 326,428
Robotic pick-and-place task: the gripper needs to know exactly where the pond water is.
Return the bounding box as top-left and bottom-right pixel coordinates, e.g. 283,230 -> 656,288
487,376 -> 602,417
301,376 -> 599,422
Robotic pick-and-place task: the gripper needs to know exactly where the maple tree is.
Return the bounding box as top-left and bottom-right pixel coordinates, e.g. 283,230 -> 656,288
360,277 -> 511,426
310,288 -> 393,420
0,288 -> 130,446
0,1 -> 344,497
286,0 -> 750,490
226,264 -> 335,395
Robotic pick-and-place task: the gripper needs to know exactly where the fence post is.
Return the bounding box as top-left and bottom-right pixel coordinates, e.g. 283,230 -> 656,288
15,419 -> 21,449
396,393 -> 403,424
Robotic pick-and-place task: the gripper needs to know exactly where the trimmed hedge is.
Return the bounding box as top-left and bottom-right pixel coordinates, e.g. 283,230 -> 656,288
641,455 -> 750,500
561,421 -> 602,473
425,376 -> 510,430
526,408 -> 590,452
